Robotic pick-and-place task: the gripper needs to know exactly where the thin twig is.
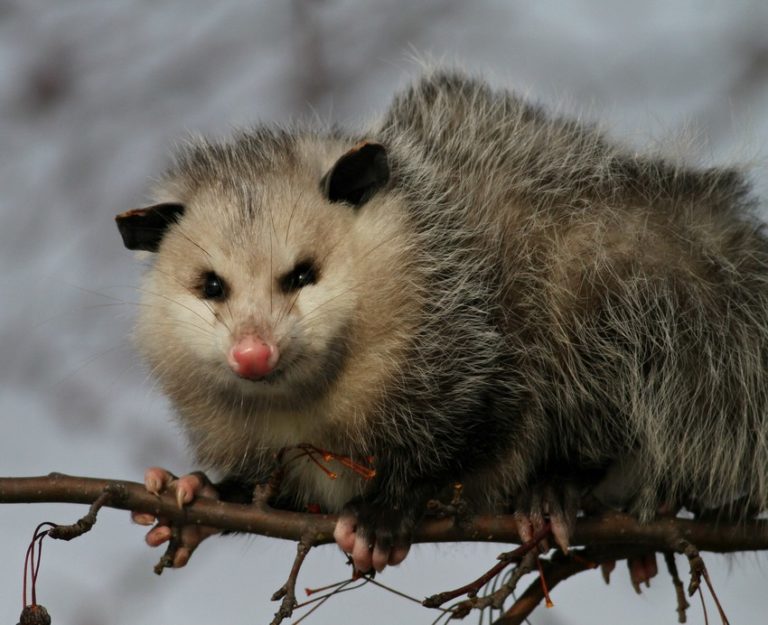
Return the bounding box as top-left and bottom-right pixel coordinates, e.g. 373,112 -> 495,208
663,551 -> 689,623
423,522 -> 551,609
679,540 -> 704,597
153,525 -> 182,575
47,487 -> 117,540
365,575 -> 429,606
698,587 -> 710,625
494,552 -> 593,625
291,579 -> 367,625
271,533 -> 314,625
450,550 -> 539,619
679,540 -> 730,625
701,566 -> 731,625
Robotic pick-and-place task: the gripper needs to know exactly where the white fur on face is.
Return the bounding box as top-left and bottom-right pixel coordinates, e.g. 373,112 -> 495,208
139,185 -> 355,397
134,139 -> 417,477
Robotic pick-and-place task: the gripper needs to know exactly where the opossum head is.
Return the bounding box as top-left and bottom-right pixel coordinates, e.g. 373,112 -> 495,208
117,132 -> 409,417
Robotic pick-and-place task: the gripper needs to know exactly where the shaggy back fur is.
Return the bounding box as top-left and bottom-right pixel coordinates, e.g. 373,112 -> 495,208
379,70 -> 768,516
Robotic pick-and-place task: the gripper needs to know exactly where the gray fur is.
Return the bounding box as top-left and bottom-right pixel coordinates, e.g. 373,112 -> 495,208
378,70 -> 768,518
129,69 -> 768,526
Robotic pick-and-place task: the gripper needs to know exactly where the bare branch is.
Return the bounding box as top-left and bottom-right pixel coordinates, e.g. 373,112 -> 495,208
664,551 -> 690,623
495,551 -> 593,625
2,474 -> 768,554
4,473 -> 766,624
423,523 -> 551,609
270,533 -> 314,625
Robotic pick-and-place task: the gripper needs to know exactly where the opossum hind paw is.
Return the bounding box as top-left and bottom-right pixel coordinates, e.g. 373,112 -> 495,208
513,481 -> 580,553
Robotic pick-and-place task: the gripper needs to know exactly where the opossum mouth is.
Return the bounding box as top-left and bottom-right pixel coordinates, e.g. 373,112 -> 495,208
223,350 -> 334,408
260,367 -> 285,384
232,365 -> 285,385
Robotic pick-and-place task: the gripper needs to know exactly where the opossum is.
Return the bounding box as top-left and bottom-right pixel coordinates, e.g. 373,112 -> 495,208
117,70 -> 768,573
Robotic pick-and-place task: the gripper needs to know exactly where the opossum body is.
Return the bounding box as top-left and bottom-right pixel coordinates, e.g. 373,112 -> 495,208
118,70 -> 768,571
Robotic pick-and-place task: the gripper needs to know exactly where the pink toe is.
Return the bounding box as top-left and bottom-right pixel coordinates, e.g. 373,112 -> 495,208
144,467 -> 169,495
131,511 -> 156,526
146,525 -> 171,547
352,535 -> 373,573
173,547 -> 191,568
388,545 -> 410,566
334,516 -> 357,553
372,547 -> 389,572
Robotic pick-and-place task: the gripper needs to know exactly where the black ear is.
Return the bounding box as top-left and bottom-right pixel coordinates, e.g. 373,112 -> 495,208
322,142 -> 389,206
115,203 -> 185,252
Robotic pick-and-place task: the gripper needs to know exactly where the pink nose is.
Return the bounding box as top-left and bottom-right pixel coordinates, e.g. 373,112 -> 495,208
227,336 -> 279,380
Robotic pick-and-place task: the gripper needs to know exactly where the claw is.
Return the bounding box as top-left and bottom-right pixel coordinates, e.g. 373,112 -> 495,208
352,534 -> 373,573
335,498 -> 418,574
133,467 -> 222,569
550,517 -> 571,554
514,480 -> 579,553
628,553 -> 658,592
513,511 -> 533,544
144,467 -> 173,495
601,560 -> 616,585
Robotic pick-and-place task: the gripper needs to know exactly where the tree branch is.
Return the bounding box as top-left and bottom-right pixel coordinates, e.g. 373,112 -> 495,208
2,473 -> 768,553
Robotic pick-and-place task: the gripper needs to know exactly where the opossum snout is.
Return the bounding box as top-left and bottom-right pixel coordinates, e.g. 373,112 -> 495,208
227,335 -> 280,380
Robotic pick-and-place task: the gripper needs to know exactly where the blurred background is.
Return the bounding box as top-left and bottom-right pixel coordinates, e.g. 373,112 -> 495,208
3,1 -> 768,623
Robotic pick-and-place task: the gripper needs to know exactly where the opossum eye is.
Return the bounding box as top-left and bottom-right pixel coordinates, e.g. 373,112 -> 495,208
201,271 -> 227,300
280,261 -> 318,293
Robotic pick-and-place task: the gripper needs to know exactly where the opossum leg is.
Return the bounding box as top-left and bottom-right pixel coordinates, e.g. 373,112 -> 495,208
513,481 -> 579,553
131,467 -> 222,567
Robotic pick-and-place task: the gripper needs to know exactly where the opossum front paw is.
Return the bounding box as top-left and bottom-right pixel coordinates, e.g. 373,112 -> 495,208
333,499 -> 414,573
130,467 -> 221,567
513,481 -> 579,553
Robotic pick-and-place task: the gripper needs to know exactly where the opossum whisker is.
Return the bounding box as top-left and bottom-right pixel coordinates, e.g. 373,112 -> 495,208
284,189 -> 303,246
130,285 -> 215,328
173,222 -> 213,260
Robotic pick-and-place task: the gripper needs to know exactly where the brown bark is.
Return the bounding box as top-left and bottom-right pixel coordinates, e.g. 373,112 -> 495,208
2,473 -> 767,552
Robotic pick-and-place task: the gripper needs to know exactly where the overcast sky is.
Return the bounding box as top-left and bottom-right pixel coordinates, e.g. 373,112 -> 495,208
2,2 -> 768,624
